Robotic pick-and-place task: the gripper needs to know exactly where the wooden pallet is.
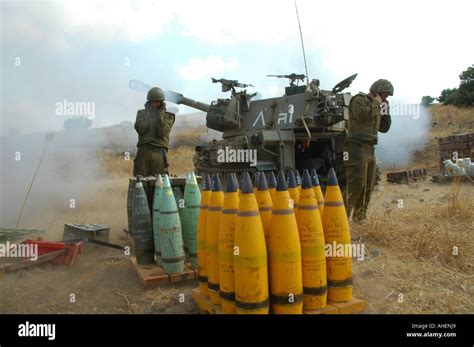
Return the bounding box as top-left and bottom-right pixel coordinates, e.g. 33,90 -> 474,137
191,288 -> 365,314
130,257 -> 197,287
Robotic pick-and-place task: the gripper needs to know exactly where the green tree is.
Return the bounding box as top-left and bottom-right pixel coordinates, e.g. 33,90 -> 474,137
438,65 -> 474,107
437,88 -> 457,104
421,96 -> 435,106
456,65 -> 474,107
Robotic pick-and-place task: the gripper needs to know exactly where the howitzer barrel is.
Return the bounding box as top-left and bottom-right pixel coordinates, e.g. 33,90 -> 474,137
180,96 -> 210,113
164,90 -> 210,113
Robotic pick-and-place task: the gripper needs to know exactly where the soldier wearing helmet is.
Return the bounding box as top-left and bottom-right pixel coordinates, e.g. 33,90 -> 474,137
133,87 -> 175,176
343,79 -> 394,222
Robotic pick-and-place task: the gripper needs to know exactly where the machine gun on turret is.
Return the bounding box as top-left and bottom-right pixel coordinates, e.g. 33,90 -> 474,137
267,73 -> 306,86
211,78 -> 254,95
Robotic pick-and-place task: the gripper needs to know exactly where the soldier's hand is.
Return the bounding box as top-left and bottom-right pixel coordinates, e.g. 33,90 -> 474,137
380,101 -> 390,116
374,94 -> 383,103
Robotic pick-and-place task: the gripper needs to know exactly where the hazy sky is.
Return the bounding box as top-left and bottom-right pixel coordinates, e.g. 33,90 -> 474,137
1,0 -> 473,135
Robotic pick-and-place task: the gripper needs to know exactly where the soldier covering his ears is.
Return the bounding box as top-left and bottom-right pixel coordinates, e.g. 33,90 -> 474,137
343,79 -> 394,222
133,87 -> 175,176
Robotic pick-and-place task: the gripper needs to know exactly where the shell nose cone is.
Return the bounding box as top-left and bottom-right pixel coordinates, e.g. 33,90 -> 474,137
241,172 -> 253,194
276,170 -> 288,191
156,174 -> 163,187
253,172 -> 260,187
328,167 -> 338,186
310,168 -> 320,186
288,171 -> 297,188
301,169 -> 312,189
225,173 -> 238,193
189,172 -> 198,185
295,170 -> 302,185
162,174 -> 171,188
267,171 -> 277,188
257,172 -> 269,191
212,174 -> 222,191
203,174 -> 212,191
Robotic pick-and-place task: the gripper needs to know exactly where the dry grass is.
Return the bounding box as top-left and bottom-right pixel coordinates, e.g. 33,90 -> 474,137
168,146 -> 196,175
352,179 -> 474,313
97,146 -> 196,177
170,124 -> 208,148
97,150 -> 133,177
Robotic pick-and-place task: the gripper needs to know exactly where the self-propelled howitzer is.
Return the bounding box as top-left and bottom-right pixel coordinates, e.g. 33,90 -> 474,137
165,73 -> 358,188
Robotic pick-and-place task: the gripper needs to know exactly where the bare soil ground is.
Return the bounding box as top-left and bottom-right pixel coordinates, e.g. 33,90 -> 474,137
0,105 -> 472,314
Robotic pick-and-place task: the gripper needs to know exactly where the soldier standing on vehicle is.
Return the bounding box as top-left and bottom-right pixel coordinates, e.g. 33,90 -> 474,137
133,87 -> 175,176
343,79 -> 393,222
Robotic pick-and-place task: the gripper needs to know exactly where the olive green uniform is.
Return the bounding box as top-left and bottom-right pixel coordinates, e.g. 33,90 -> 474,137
133,105 -> 175,176
343,93 -> 391,222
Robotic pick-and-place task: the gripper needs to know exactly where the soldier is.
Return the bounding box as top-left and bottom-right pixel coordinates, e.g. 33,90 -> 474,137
343,79 -> 393,222
133,87 -> 175,176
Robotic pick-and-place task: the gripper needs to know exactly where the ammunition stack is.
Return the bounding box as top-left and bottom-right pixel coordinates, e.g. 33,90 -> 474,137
191,169 -> 365,315
127,174 -> 202,287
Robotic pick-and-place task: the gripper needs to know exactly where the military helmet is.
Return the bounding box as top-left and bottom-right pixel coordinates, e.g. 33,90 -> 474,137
147,87 -> 165,101
370,79 -> 394,96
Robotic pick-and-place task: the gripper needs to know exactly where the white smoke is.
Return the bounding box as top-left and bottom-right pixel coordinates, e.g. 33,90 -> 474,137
376,103 -> 431,168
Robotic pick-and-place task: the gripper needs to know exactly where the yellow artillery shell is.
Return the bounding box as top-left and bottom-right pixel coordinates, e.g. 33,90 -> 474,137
322,168 -> 352,302
311,168 -> 325,218
268,171 -> 303,314
197,174 -> 212,297
218,173 -> 239,313
295,170 -> 327,311
255,172 -> 273,249
234,172 -> 269,314
206,174 -> 224,305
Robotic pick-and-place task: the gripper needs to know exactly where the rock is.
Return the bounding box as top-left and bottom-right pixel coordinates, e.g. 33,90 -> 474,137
419,199 -> 424,203
423,189 -> 430,192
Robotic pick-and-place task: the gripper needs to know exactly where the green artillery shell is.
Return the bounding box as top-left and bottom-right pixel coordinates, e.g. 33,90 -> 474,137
182,172 -> 201,270
127,177 -> 136,235
131,176 -> 155,265
152,175 -> 164,266
159,174 -> 186,274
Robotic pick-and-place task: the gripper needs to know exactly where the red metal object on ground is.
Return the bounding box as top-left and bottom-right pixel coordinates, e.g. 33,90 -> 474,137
22,240 -> 83,265
2,240 -> 83,273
